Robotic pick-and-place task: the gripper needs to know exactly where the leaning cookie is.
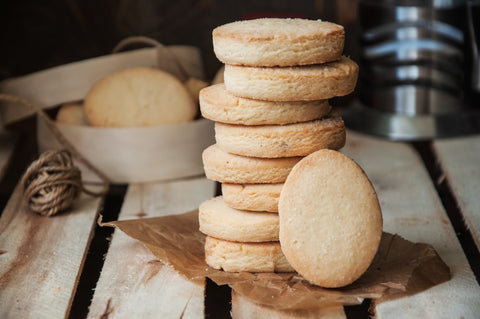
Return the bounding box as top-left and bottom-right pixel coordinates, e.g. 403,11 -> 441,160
215,117 -> 345,158
200,84 -> 331,125
202,144 -> 302,184
222,183 -> 282,213
279,149 -> 383,288
199,196 -> 279,242
213,18 -> 344,67
224,56 -> 358,101
205,236 -> 294,273
84,67 -> 196,127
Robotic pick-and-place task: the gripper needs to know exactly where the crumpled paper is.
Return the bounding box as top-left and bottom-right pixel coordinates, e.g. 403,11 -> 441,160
101,210 -> 451,310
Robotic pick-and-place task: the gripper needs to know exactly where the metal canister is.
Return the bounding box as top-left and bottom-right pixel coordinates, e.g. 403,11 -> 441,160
359,0 -> 465,115
344,0 -> 480,139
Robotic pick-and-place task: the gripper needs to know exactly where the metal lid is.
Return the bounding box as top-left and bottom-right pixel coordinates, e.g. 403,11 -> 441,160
343,101 -> 480,140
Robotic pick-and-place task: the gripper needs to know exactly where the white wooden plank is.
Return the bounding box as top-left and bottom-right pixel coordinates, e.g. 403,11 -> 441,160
0,131 -> 17,181
342,130 -> 480,318
231,290 -> 346,319
433,135 -> 480,249
88,177 -> 216,319
0,183 -> 103,319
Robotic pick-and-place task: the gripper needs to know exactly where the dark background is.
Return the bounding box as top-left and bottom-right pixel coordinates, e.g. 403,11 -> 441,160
0,0 -> 359,82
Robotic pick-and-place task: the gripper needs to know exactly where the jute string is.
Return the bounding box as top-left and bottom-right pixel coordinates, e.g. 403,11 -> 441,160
112,36 -> 191,81
0,93 -> 110,216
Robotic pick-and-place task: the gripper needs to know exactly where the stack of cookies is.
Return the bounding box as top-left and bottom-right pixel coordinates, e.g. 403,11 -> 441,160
199,18 -> 359,273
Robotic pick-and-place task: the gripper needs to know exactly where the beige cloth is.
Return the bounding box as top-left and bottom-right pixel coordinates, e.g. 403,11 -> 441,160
0,40 -> 214,183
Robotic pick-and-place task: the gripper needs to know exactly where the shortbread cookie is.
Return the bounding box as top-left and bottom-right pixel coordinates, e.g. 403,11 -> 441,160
56,103 -> 89,126
279,149 -> 383,288
199,196 -> 279,242
213,18 -> 344,67
205,236 -> 294,272
215,117 -> 345,158
224,56 -> 358,101
200,84 -> 331,125
84,67 -> 196,127
222,183 -> 282,212
184,77 -> 208,104
202,144 -> 302,183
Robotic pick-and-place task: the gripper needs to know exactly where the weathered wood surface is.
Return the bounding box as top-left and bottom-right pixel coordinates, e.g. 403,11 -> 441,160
1,127 -> 479,318
88,178 -> 216,319
342,130 -> 480,319
0,131 -> 17,181
231,290 -> 346,319
0,184 -> 103,319
433,135 -> 480,249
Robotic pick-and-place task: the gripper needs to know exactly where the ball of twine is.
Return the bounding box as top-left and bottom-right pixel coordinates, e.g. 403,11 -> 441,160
21,150 -> 83,217
0,93 -> 109,216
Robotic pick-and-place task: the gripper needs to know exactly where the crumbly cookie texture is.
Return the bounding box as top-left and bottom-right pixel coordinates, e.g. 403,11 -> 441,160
202,144 -> 303,184
224,56 -> 358,101
279,149 -> 383,288
200,84 -> 331,125
213,18 -> 344,67
215,117 -> 346,158
222,183 -> 283,212
205,236 -> 294,273
199,196 -> 279,242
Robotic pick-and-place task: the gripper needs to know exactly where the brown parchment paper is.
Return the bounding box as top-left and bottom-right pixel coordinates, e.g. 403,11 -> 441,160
101,210 -> 451,310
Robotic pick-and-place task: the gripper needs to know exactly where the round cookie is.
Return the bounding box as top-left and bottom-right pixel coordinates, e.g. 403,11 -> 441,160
278,149 -> 383,288
222,183 -> 282,212
56,103 -> 89,126
213,18 -> 344,67
84,67 -> 196,127
224,56 -> 358,101
184,77 -> 208,104
200,84 -> 331,125
215,117 -> 346,158
205,236 -> 294,273
202,144 -> 302,184
199,196 -> 279,242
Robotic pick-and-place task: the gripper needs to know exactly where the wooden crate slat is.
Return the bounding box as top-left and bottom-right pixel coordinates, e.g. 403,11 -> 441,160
231,290 -> 346,319
87,178 -> 216,319
342,131 -> 480,318
0,184 -> 103,319
433,135 -> 480,249
0,131 -> 17,181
